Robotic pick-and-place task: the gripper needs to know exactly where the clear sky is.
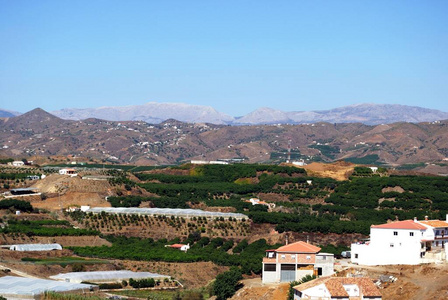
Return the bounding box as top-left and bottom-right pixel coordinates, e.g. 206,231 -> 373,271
0,0 -> 447,116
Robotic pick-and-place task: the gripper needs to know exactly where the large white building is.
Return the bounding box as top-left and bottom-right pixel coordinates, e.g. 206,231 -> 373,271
351,215 -> 448,265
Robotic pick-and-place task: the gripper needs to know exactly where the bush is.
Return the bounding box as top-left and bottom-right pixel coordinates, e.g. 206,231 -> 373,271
212,267 -> 242,300
98,282 -> 122,289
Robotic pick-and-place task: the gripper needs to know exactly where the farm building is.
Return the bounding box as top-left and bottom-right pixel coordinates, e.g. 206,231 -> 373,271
262,241 -> 334,283
59,168 -> 77,176
0,276 -> 96,298
86,207 -> 248,220
166,243 -> 190,252
9,243 -> 62,251
50,270 -> 170,283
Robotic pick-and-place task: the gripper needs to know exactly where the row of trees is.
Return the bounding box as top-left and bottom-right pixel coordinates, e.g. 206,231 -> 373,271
0,220 -> 99,236
70,236 -> 279,276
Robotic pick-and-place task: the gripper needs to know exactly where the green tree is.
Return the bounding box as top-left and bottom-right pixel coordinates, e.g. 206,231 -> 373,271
213,267 -> 243,300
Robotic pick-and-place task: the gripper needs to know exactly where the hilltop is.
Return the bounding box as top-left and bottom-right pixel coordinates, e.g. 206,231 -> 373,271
1,108 -> 448,173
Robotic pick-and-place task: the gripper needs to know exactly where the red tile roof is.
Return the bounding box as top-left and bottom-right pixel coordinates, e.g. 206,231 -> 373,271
371,220 -> 427,230
169,244 -> 186,248
275,241 -> 321,253
419,220 -> 448,228
295,277 -> 382,298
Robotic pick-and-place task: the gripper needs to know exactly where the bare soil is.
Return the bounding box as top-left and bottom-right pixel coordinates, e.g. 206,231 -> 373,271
300,161 -> 355,181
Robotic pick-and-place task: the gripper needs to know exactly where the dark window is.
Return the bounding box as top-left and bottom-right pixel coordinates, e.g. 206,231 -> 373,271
281,264 -> 295,271
410,232 -> 414,236
264,264 -> 276,272
393,231 -> 398,236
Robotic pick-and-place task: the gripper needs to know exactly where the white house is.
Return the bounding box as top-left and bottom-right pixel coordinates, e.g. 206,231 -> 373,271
262,241 -> 334,283
59,168 -> 78,177
165,243 -> 190,252
351,215 -> 448,265
12,161 -> 24,167
293,277 -> 382,300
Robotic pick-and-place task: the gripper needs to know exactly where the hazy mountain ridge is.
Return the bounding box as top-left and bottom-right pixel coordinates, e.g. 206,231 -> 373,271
49,102 -> 448,125
52,102 -> 235,125
1,108 -> 447,169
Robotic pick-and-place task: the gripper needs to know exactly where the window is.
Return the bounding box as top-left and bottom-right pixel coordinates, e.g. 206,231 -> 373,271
264,264 -> 276,272
393,231 -> 398,236
410,232 -> 414,237
355,254 -> 358,259
291,255 -> 296,259
390,243 -> 394,247
281,255 -> 286,259
306,255 -> 311,260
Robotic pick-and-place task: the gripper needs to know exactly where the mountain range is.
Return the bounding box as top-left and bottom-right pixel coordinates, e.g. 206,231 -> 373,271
1,108 -> 448,171
2,102 -> 445,126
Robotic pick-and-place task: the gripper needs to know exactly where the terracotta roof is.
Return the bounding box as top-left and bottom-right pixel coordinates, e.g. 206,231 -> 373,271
419,220 -> 448,228
169,244 -> 186,248
371,220 -> 427,230
275,241 -> 321,253
295,277 -> 382,298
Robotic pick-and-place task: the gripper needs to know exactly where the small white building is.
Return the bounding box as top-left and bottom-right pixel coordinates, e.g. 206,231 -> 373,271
293,277 -> 382,300
166,243 -> 190,252
369,167 -> 379,173
59,168 -> 77,177
12,161 -> 24,167
352,215 -> 448,265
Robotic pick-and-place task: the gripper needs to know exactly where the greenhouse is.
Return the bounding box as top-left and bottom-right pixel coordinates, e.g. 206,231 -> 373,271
86,207 -> 248,220
9,243 -> 62,251
50,270 -> 170,283
0,276 -> 96,298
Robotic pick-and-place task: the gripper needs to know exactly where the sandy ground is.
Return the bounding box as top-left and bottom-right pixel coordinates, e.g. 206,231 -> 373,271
300,161 -> 355,181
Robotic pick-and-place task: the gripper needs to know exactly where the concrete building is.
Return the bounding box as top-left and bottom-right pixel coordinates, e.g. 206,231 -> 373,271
351,215 -> 448,265
262,241 -> 334,283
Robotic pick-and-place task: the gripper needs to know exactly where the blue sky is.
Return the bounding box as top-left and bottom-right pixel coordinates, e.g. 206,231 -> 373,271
1,0 -> 447,116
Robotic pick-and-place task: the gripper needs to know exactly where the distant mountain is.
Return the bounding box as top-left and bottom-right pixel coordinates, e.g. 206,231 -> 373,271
1,108 -> 448,168
0,108 -> 21,118
52,102 -> 235,125
49,102 -> 448,126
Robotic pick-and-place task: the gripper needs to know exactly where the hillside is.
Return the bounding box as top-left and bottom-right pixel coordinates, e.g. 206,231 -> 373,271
1,109 -> 448,171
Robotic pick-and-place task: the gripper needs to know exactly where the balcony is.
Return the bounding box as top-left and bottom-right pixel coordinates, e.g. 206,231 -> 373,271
263,257 -> 276,263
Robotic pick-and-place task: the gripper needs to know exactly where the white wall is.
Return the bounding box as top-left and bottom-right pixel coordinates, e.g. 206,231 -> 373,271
352,228 -> 426,265
262,269 -> 278,283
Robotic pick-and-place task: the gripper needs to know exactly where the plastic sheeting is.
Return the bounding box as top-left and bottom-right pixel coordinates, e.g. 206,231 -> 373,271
9,243 -> 62,251
86,207 -> 248,219
0,276 -> 95,296
50,270 -> 170,283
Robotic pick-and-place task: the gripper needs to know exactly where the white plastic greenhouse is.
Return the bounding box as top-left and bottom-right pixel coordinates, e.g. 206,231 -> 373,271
9,243 -> 62,251
50,270 -> 170,283
86,207 -> 248,220
0,276 -> 96,297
